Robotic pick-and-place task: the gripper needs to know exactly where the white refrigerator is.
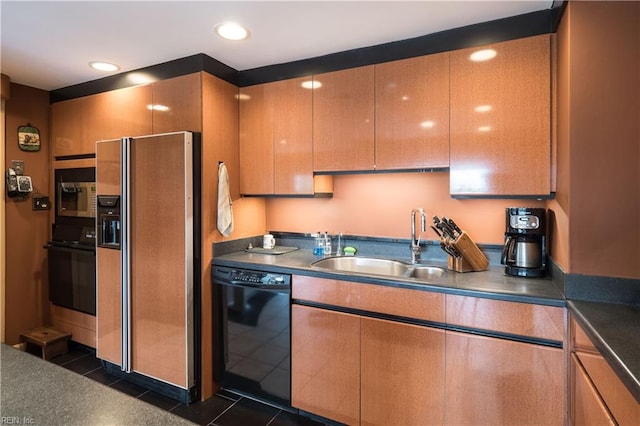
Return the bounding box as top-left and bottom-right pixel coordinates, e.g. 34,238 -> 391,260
95,131 -> 199,403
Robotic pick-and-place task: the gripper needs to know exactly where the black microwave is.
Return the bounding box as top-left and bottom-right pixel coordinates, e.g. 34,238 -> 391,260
54,167 -> 96,219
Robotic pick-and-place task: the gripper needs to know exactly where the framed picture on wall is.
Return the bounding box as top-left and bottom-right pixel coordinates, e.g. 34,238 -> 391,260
17,123 -> 40,152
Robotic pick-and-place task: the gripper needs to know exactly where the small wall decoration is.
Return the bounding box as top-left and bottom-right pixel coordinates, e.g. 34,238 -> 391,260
17,123 -> 41,152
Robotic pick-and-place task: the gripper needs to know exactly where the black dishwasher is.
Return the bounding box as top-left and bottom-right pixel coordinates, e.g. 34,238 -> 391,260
212,265 -> 291,408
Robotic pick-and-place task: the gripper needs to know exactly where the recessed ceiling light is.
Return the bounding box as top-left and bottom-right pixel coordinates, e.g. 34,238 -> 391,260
469,49 -> 497,62
89,61 -> 120,72
215,22 -> 250,41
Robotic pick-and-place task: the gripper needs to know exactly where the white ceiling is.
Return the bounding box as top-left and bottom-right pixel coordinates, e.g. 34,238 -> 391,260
1,1 -> 555,91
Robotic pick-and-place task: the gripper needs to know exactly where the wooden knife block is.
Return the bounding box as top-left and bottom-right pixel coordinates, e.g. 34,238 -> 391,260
447,231 -> 489,272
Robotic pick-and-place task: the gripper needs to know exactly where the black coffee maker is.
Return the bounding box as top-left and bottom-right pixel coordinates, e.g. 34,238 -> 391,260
501,207 -> 546,278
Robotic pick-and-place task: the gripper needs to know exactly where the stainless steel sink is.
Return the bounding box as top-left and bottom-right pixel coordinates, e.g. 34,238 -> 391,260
408,266 -> 447,280
311,256 -> 412,276
310,256 -> 447,281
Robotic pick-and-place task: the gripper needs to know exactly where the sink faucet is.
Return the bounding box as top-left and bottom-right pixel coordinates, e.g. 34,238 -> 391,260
411,208 -> 427,263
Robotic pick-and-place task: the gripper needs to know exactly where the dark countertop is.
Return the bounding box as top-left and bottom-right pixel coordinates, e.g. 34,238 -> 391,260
0,344 -> 195,425
569,301 -> 640,402
212,248 -> 640,403
212,249 -> 566,306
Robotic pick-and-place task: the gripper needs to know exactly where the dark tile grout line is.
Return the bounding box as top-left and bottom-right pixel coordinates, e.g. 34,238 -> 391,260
206,397 -> 241,425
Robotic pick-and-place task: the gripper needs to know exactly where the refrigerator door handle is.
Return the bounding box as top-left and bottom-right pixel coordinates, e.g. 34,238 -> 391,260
121,136 -> 132,373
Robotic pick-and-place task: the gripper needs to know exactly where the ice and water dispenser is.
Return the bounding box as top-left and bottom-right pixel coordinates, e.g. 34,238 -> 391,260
97,196 -> 120,249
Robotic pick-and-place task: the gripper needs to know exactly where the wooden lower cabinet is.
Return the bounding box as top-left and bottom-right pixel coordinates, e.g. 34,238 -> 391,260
292,304 -> 445,425
360,318 -> 445,426
445,330 -> 564,425
291,305 -> 360,425
570,316 -> 640,426
571,354 -> 615,425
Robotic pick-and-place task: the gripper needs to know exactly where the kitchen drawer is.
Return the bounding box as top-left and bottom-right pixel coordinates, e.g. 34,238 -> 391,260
576,351 -> 640,425
571,354 -> 616,425
570,316 -> 597,353
292,275 -> 444,323
446,294 -> 564,341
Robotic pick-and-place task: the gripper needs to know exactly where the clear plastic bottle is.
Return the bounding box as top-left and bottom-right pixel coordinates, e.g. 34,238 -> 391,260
323,232 -> 332,255
313,232 -> 324,256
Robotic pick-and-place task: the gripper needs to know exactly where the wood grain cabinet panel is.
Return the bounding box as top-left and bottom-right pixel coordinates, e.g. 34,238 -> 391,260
291,305 -> 360,425
96,247 -> 122,366
292,275 -> 444,322
375,53 -> 450,170
151,73 -> 202,133
571,354 -> 616,426
239,83 -> 274,194
361,318 -> 445,426
52,85 -> 152,158
51,96 -> 95,158
94,85 -> 152,141
576,352 -> 640,425
313,66 -> 375,172
446,294 -> 565,341
445,330 -> 564,425
239,77 -> 316,195
450,34 -> 552,196
570,316 -> 640,426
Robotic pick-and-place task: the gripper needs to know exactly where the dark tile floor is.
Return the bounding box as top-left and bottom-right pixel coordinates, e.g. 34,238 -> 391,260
43,343 -> 327,426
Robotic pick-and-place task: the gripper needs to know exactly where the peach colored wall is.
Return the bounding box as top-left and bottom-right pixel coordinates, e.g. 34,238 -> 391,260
562,1 -> 639,279
266,172 -> 545,245
4,83 -> 51,344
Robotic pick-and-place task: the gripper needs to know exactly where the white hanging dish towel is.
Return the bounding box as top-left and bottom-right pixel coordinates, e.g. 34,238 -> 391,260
217,162 -> 234,237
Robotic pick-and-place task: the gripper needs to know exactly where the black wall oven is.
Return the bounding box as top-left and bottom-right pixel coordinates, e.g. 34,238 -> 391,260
47,167 -> 97,315
213,265 -> 291,408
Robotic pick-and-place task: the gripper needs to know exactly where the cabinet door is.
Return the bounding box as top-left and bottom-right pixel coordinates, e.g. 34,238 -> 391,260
445,330 -> 564,425
313,66 -> 375,172
571,355 -> 616,426
96,247 -> 122,365
291,305 -> 360,425
152,73 -> 202,133
94,85 -> 152,141
375,53 -> 450,170
239,83 -> 275,195
450,34 -> 551,196
51,96 -> 94,158
361,317 -> 445,426
273,77 -> 313,194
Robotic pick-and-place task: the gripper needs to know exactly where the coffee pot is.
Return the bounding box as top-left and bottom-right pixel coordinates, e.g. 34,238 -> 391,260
501,207 -> 546,277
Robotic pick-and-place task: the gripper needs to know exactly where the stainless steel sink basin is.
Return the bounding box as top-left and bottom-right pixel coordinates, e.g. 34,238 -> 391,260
311,256 -> 412,276
310,256 -> 447,281
408,266 -> 447,280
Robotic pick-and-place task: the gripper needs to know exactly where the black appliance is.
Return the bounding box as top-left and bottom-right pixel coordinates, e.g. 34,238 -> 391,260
46,224 -> 96,315
47,167 -> 97,315
54,167 -> 96,223
213,265 -> 291,408
501,207 -> 547,278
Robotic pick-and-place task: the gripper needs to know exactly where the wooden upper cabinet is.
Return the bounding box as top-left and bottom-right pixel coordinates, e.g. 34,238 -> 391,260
375,53 -> 450,170
152,73 -> 202,134
239,83 -> 274,195
313,66 -> 375,172
273,78 -> 313,194
52,85 -> 152,158
240,77 -> 316,195
51,96 -> 96,158
449,34 -> 552,196
94,85 -> 152,142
